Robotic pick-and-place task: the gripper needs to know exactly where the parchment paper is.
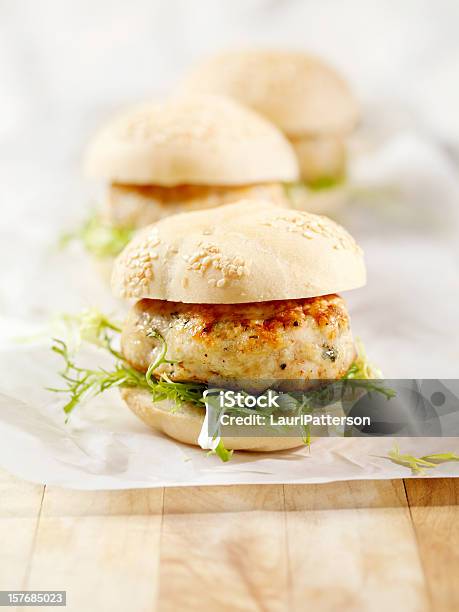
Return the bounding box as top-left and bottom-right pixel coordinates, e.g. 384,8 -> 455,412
0,111 -> 458,489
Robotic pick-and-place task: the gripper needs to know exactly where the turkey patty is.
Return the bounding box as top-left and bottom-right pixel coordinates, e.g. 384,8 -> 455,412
103,182 -> 288,229
121,295 -> 355,387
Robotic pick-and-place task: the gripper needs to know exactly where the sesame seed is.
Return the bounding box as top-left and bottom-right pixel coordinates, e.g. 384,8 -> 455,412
266,212 -> 361,253
175,242 -> 250,292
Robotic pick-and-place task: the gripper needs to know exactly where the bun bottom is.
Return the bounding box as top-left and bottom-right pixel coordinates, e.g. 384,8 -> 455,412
121,387 -> 304,452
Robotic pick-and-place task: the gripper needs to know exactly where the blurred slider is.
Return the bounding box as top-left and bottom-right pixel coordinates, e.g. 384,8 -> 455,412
182,49 -> 359,215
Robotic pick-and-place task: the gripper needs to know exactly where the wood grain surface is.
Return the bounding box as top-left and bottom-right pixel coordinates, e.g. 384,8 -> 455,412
0,470 -> 457,612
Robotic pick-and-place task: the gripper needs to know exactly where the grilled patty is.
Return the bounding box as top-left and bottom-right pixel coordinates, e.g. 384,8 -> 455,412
102,182 -> 289,229
121,295 -> 355,388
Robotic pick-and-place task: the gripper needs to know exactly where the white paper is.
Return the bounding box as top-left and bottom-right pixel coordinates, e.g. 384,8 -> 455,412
1,2 -> 459,488
0,332 -> 458,490
1,119 -> 458,488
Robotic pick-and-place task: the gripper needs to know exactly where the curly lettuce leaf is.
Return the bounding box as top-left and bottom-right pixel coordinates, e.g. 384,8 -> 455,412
284,174 -> 345,200
48,338 -> 148,414
61,212 -> 134,258
51,308 -> 122,355
344,339 -> 383,379
211,441 -> 233,462
382,445 -> 459,475
49,312 -> 205,413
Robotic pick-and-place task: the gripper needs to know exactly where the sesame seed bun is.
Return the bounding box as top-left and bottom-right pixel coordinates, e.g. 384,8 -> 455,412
84,95 -> 299,186
111,200 -> 366,303
121,387 -> 304,452
182,50 -> 359,137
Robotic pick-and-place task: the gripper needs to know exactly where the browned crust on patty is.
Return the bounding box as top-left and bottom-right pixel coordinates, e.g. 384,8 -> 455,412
121,295 -> 355,385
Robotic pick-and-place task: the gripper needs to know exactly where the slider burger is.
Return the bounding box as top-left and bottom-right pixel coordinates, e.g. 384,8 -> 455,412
53,201 -> 370,459
182,50 -> 359,215
77,95 -> 298,261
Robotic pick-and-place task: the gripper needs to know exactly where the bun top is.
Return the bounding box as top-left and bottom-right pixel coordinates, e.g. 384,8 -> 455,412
112,200 -> 366,304
182,50 -> 359,137
84,95 -> 298,185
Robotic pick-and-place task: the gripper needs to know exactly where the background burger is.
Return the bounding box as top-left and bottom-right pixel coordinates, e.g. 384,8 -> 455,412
69,95 -> 298,263
53,200 -> 375,460
182,50 -> 359,215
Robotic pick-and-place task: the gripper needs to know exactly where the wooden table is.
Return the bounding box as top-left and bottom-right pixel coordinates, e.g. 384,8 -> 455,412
0,468 -> 458,612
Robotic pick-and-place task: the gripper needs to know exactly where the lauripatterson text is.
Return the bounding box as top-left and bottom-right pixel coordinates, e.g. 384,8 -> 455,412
219,414 -> 371,427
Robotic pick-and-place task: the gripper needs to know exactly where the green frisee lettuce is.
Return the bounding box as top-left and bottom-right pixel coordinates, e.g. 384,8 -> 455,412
283,174 -> 345,201
49,309 -> 389,460
382,445 -> 459,475
61,213 -> 134,258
